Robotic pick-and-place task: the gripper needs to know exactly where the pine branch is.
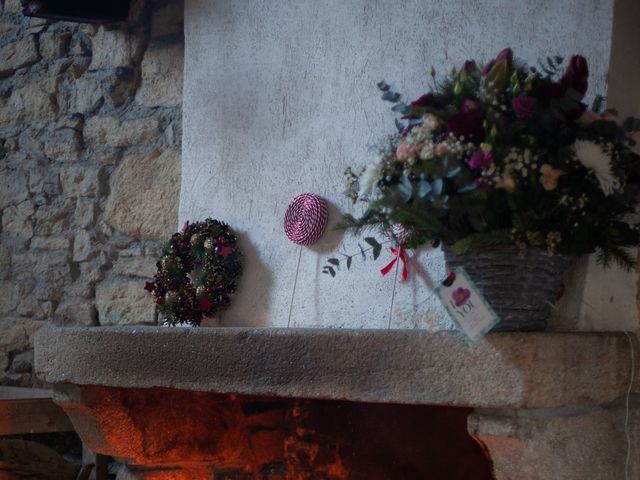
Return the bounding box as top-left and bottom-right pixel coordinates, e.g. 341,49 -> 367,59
451,230 -> 513,254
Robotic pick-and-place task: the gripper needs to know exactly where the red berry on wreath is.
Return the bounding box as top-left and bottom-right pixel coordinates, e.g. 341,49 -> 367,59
200,297 -> 213,312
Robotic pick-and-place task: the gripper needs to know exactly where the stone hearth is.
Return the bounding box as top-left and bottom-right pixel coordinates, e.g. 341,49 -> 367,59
35,327 -> 640,479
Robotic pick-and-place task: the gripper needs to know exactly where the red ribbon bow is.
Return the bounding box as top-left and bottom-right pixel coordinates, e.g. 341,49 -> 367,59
380,247 -> 408,281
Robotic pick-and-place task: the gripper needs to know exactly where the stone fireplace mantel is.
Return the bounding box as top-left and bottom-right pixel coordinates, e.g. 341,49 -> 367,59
35,327 -> 637,409
34,327 -> 640,479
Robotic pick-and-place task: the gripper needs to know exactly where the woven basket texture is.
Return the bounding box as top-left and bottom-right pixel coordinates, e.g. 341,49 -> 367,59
442,245 -> 571,331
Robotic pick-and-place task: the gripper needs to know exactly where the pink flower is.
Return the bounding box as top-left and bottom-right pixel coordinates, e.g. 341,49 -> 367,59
434,143 -> 449,156
512,94 -> 536,119
468,149 -> 493,170
452,287 -> 471,307
539,164 -> 565,191
495,174 -> 516,191
396,141 -> 416,160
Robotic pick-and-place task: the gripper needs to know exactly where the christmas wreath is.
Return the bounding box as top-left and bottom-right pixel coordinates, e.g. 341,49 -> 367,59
144,218 -> 242,326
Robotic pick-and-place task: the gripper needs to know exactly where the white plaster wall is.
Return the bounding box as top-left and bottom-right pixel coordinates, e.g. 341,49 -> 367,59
181,0 -> 628,329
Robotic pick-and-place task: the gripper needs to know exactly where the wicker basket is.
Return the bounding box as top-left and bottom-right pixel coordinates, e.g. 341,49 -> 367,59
442,245 -> 571,332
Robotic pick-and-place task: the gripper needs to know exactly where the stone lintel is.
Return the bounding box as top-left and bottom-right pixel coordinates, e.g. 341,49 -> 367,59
34,327 -> 638,409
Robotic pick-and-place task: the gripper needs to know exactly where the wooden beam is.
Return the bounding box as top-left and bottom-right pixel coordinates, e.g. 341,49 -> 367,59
0,439 -> 77,480
0,387 -> 74,436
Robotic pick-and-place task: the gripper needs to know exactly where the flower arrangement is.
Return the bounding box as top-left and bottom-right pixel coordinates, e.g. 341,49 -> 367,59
343,48 -> 640,269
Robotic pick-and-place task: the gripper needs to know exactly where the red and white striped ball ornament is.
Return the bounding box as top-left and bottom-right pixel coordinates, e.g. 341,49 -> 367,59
284,193 -> 328,246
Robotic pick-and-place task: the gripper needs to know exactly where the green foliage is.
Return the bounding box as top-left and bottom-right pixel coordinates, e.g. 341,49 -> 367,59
451,230 -> 513,254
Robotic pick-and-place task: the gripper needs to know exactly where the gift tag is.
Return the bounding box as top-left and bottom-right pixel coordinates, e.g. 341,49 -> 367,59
436,267 -> 500,345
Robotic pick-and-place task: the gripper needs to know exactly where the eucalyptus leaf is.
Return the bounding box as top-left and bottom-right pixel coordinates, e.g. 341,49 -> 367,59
418,180 -> 432,198
457,183 -> 477,193
391,102 -> 409,114
591,94 -> 604,114
323,266 -> 336,277
364,237 -> 381,249
399,176 -> 413,202
346,256 -> 352,270
382,91 -> 401,103
446,166 -> 461,178
377,80 -> 390,91
432,178 -> 443,195
372,244 -> 382,260
327,258 -> 340,266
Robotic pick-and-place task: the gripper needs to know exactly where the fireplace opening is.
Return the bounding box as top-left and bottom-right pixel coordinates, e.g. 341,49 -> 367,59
60,386 -> 495,479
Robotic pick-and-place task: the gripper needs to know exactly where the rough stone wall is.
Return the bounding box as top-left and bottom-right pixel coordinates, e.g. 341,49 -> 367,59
0,0 -> 183,386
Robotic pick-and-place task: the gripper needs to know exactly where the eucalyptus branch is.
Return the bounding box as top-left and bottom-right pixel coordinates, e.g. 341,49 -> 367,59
322,238 -> 394,277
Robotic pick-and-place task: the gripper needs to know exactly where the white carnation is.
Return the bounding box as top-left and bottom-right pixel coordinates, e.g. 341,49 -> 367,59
573,139 -> 618,196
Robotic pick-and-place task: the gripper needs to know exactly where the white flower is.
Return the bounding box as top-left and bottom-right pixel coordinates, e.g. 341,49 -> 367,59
573,140 -> 618,196
422,114 -> 440,133
419,144 -> 434,160
358,157 -> 383,198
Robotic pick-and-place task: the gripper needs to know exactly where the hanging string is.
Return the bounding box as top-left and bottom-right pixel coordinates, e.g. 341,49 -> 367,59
286,245 -> 304,328
387,255 -> 400,329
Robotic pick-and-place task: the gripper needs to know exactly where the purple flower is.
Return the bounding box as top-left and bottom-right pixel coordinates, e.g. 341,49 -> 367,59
512,94 -> 537,119
446,100 -> 485,141
561,55 -> 589,95
482,48 -> 513,76
461,99 -> 482,113
452,287 -> 471,307
468,149 -> 493,170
